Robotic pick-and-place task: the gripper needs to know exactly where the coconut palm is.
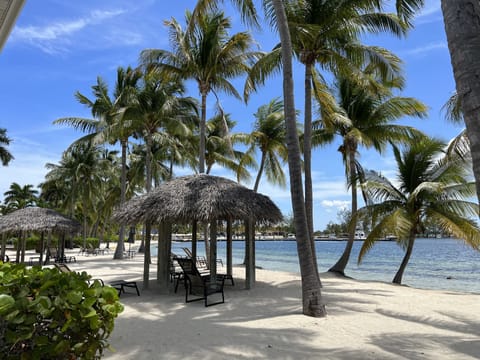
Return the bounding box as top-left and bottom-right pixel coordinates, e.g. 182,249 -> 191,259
0,128 -> 14,166
127,69 -> 197,288
314,70 -> 428,275
3,183 -> 38,212
204,112 -> 252,180
246,0 -> 407,277
264,0 -> 326,317
44,142 -> 106,249
358,137 -> 480,284
54,66 -> 142,259
141,10 -> 260,175
244,97 -> 288,192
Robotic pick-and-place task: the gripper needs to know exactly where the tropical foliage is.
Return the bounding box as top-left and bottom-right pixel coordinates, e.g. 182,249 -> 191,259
314,69 -> 428,275
358,137 -> 480,284
0,128 -> 14,166
0,263 -> 123,359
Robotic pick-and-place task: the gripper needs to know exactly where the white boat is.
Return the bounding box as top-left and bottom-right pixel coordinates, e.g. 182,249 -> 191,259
354,229 -> 367,240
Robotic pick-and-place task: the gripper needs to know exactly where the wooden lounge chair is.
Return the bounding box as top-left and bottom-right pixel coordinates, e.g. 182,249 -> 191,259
174,257 -> 225,307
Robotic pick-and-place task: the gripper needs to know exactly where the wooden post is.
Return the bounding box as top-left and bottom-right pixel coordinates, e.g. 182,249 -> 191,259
245,219 -> 255,289
157,222 -> 171,293
226,218 -> 232,277
209,221 -> 217,284
192,221 -> 197,260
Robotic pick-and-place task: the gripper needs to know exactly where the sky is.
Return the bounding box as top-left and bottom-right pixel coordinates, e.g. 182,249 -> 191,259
0,0 -> 464,231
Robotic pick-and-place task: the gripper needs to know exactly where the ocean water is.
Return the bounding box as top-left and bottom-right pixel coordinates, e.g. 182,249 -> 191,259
168,238 -> 480,294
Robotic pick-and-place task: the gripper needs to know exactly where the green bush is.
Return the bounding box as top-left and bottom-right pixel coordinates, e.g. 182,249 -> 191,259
0,263 -> 123,359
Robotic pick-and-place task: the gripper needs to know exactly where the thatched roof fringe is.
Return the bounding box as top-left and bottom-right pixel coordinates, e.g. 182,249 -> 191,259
113,174 -> 283,225
0,207 -> 81,234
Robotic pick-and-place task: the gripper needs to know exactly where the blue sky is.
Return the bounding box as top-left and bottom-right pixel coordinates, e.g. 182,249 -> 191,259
0,0 -> 463,231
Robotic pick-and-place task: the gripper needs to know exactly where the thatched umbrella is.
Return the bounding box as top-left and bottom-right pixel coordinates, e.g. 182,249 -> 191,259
114,174 -> 282,224
0,207 -> 81,265
113,174 -> 282,289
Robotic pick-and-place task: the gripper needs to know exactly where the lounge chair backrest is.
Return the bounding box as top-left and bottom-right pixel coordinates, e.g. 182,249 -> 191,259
54,263 -> 71,273
174,256 -> 225,306
175,257 -> 202,278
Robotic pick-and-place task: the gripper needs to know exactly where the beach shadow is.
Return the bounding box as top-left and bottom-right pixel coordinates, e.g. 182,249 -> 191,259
104,281 -> 390,360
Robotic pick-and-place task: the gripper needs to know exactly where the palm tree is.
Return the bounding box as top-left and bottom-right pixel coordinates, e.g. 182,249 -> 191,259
292,0 -> 406,243
128,69 -> 197,288
205,112 -> 252,180
141,10 -> 260,174
358,137 -> 480,284
316,71 -> 427,275
54,66 -> 142,259
3,182 -> 38,211
44,142 -> 106,249
441,0 -> 480,206
245,98 -> 288,192
0,128 -> 14,166
267,0 -> 326,317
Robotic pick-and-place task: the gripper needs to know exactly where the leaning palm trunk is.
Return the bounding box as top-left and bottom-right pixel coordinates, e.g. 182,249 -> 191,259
442,0 -> 480,205
393,235 -> 415,284
272,0 -> 325,317
329,150 -> 358,275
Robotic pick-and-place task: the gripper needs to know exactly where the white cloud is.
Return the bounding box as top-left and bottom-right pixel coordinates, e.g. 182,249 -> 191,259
10,8 -> 136,54
321,199 -> 350,209
403,41 -> 448,57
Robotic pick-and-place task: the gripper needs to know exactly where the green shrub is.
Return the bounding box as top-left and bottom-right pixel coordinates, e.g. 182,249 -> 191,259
0,263 -> 123,359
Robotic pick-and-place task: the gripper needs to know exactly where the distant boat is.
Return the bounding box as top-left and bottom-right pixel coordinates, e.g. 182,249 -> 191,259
383,234 -> 397,241
355,229 -> 367,241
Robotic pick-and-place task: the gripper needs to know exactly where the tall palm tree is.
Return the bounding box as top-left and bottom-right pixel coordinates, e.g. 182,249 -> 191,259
0,128 -> 14,166
245,97 -> 288,192
441,0 -> 480,206
141,10 -> 260,174
3,183 -> 38,211
128,69 -> 197,288
358,137 -> 480,284
54,66 -> 142,259
267,0 -> 326,317
316,71 -> 427,275
246,0 -> 406,274
44,142 -> 105,248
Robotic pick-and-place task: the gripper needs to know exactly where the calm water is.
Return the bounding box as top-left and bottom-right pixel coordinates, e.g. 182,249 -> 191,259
168,238 -> 480,294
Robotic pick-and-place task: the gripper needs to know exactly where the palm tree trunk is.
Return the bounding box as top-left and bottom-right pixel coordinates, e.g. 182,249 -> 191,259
393,235 -> 415,284
304,62 -> 319,277
329,149 -> 357,275
143,134 -> 154,289
442,0 -> 480,206
272,0 -> 325,317
114,140 -> 128,259
199,91 -> 207,174
83,195 -> 88,250
253,152 -> 266,192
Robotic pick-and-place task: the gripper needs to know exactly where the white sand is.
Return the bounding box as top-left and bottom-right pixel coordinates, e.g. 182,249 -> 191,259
17,248 -> 480,359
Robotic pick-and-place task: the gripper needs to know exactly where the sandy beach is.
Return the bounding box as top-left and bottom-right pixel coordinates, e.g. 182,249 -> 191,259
16,247 -> 480,360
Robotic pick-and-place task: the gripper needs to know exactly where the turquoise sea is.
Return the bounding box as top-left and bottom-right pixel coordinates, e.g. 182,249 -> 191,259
170,238 -> 480,294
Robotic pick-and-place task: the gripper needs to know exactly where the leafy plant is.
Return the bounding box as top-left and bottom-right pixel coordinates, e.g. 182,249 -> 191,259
0,263 -> 123,359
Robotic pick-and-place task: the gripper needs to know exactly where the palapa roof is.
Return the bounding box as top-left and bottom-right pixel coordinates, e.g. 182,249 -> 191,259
0,207 -> 81,234
113,174 -> 283,225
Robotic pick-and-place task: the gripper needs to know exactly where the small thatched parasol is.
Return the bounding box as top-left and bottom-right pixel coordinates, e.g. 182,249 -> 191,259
112,174 -> 283,225
0,207 -> 81,234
